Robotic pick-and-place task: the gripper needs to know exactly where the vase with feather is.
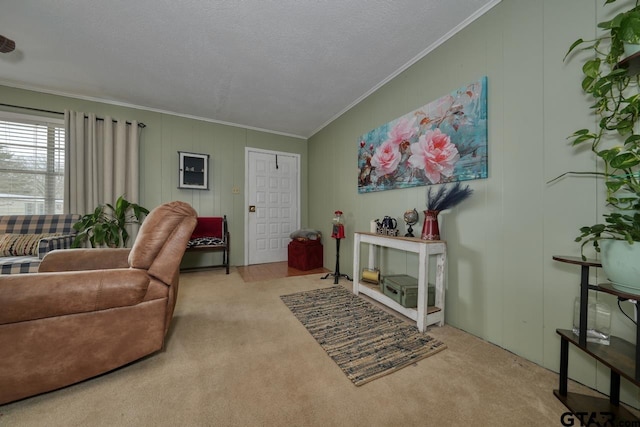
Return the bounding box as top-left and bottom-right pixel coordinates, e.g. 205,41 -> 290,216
421,210 -> 441,240
421,182 -> 473,241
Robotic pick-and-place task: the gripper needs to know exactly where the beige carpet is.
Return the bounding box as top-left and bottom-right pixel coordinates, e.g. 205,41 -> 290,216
0,269 -> 615,426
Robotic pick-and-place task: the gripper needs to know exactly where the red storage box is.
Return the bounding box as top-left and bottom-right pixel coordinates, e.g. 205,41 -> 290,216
288,239 -> 323,271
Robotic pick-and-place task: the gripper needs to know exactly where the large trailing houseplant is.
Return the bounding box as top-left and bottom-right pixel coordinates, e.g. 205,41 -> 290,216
558,0 -> 640,291
72,196 -> 149,248
560,1 -> 640,252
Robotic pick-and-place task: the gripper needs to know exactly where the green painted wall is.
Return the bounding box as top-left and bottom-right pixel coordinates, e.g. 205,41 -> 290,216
0,85 -> 308,268
308,0 -> 639,404
2,0 -> 637,404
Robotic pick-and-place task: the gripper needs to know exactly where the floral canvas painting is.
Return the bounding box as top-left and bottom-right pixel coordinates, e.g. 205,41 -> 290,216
357,76 -> 488,193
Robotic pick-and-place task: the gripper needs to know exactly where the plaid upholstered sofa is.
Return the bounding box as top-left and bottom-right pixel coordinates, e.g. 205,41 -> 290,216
0,214 -> 81,274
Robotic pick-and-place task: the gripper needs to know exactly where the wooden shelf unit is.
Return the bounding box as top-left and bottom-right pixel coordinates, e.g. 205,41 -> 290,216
552,255 -> 640,424
352,232 -> 446,332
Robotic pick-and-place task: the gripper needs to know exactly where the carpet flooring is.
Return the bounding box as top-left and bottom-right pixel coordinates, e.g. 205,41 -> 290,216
281,286 -> 446,385
0,269 -> 632,426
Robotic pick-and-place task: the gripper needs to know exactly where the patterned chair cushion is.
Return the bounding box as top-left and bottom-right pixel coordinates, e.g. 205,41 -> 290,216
187,237 -> 225,248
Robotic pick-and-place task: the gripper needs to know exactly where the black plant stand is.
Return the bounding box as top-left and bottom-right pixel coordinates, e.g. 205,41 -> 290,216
322,237 -> 352,284
552,255 -> 640,424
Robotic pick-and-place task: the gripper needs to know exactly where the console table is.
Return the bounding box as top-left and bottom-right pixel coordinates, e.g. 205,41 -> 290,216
352,232 -> 446,332
553,255 -> 640,423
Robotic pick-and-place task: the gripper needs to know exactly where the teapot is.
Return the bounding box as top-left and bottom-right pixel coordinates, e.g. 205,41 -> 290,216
381,216 -> 397,230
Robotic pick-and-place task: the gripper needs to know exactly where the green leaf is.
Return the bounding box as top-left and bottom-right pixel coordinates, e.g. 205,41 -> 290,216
598,147 -> 621,161
593,80 -> 613,97
591,98 -> 608,113
132,204 -> 149,220
606,180 -> 626,192
571,134 -> 596,145
622,107 -> 637,119
619,12 -> 640,44
121,228 -> 130,247
598,16 -> 619,30
582,76 -> 595,92
582,59 -> 601,78
599,116 -> 612,131
610,152 -> 640,168
115,196 -> 129,214
570,129 -> 591,136
565,38 -> 585,60
608,68 -> 629,78
616,119 -> 634,134
72,231 -> 88,248
93,226 -> 106,246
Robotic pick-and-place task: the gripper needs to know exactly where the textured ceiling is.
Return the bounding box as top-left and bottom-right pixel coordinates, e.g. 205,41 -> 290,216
0,0 -> 500,138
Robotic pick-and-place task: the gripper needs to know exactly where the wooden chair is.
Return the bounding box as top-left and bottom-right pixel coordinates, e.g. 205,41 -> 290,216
184,216 -> 230,273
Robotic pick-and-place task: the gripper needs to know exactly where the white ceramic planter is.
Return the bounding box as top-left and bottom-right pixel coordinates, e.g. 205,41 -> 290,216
624,42 -> 640,59
600,239 -> 640,295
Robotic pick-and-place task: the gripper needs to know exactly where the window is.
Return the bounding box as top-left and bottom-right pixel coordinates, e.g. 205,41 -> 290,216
0,112 -> 65,215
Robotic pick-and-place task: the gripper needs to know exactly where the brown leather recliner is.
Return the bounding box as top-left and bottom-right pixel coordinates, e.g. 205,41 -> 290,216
0,201 -> 197,405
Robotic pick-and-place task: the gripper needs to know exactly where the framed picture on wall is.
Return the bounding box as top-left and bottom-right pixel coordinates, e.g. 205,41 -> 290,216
357,76 -> 488,193
178,151 -> 209,190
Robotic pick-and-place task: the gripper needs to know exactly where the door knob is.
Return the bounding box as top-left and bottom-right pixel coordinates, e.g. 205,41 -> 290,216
249,205 -> 256,212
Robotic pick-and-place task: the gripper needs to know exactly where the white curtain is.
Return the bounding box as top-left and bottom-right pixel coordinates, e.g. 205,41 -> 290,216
63,110 -> 141,214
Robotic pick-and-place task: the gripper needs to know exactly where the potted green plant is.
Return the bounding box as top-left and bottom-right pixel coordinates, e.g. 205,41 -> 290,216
557,0 -> 640,292
72,196 -> 149,248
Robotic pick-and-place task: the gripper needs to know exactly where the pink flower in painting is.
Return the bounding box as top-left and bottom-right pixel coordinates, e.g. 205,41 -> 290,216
388,117 -> 417,145
431,95 -> 455,121
408,128 -> 460,183
371,140 -> 401,176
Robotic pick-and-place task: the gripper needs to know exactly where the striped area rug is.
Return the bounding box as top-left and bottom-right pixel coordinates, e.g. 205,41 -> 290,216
280,285 -> 447,386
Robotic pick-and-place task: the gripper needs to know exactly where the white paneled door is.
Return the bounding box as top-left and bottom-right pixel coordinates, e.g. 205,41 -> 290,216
246,149 -> 299,265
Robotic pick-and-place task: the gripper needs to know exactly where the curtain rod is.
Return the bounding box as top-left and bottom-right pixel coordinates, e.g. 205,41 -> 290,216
0,103 -> 146,128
